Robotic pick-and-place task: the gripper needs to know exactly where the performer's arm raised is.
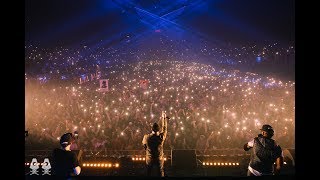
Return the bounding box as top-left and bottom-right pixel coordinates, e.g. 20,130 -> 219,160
161,111 -> 168,141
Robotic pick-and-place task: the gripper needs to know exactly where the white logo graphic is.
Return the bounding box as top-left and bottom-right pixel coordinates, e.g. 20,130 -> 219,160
29,158 -> 39,175
41,158 -> 51,175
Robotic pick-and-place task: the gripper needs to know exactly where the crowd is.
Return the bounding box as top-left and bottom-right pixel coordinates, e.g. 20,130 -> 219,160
25,59 -> 294,153
25,36 -> 295,82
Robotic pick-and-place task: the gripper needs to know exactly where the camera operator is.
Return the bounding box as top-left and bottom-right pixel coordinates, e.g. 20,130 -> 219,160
51,132 -> 81,178
142,111 -> 169,177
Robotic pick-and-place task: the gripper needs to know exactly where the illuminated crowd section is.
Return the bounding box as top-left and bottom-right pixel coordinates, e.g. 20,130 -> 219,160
26,59 -> 294,152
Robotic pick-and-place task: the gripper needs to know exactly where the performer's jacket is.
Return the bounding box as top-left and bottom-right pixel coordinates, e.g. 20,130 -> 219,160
249,136 -> 282,174
144,132 -> 166,161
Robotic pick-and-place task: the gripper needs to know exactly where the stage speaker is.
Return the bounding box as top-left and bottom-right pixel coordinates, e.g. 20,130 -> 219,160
171,150 -> 197,173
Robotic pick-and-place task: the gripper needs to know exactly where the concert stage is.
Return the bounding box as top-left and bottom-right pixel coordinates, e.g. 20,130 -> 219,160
25,149 -> 295,177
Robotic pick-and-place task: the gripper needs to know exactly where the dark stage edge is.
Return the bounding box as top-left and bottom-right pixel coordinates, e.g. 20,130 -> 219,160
25,175 -> 296,180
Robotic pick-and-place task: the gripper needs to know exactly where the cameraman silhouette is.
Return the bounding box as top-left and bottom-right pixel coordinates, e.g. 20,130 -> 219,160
52,132 -> 81,178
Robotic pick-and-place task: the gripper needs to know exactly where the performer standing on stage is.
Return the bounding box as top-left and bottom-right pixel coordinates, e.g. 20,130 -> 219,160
142,111 -> 169,177
243,124 -> 284,176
